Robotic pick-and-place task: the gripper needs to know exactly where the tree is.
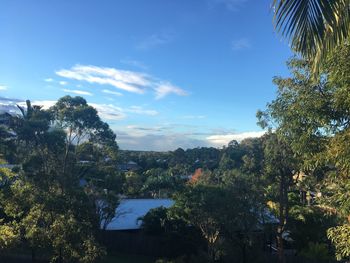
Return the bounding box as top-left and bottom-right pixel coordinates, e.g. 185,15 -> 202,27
258,45 -> 350,260
123,171 -> 144,197
219,172 -> 264,263
288,205 -> 336,259
261,133 -> 297,263
172,179 -> 262,262
0,96 -> 120,262
140,206 -> 168,235
272,0 -> 350,75
0,167 -> 20,250
172,184 -> 223,261
141,168 -> 181,198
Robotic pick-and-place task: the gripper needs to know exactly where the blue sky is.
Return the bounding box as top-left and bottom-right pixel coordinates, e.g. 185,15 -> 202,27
0,0 -> 292,151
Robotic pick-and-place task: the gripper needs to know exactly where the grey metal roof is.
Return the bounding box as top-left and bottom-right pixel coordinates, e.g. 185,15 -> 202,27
104,198 -> 174,230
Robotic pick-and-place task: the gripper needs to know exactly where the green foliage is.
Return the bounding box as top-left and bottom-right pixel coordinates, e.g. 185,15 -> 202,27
288,205 -> 337,255
272,0 -> 350,75
140,207 -> 168,235
259,44 -> 350,261
0,221 -> 19,249
123,171 -> 144,196
299,242 -> 332,261
0,96 -> 121,262
171,175 -> 262,261
327,224 -> 350,260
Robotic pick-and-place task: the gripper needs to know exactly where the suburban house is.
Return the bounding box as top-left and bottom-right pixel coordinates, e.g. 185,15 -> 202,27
117,161 -> 140,172
104,198 -> 174,231
100,198 -> 175,257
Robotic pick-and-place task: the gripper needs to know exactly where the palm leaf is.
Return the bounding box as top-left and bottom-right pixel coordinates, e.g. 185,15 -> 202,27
272,0 -> 350,75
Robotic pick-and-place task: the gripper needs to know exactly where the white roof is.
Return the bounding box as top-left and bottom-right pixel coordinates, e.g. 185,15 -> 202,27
105,198 -> 174,230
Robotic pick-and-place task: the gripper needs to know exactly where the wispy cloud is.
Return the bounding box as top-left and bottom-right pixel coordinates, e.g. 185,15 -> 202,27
126,106 -> 158,116
231,38 -> 251,50
59,81 -> 68,86
24,100 -> 125,121
17,100 -> 156,121
120,59 -> 148,70
0,85 -> 7,91
136,33 -> 173,50
56,64 -> 187,99
56,65 -> 148,94
89,103 -> 126,120
126,125 -> 169,133
206,131 -> 265,146
182,115 -> 206,119
209,0 -> 248,11
44,78 -> 54,82
62,88 -> 93,96
155,82 -> 188,100
102,89 -> 123,96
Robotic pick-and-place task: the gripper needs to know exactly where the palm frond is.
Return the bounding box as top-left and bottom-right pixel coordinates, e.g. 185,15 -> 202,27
272,0 -> 350,75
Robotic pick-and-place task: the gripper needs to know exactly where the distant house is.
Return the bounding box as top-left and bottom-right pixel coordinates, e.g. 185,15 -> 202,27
0,164 -> 16,169
117,161 -> 140,172
104,198 -> 174,231
79,178 -> 88,187
179,174 -> 192,180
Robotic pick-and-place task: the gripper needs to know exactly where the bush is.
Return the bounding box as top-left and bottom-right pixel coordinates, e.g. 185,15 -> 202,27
299,242 -> 332,261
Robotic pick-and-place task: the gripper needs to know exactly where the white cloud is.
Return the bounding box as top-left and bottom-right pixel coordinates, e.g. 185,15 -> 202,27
155,82 -> 188,100
23,100 -> 124,121
231,38 -> 251,50
126,106 -> 158,116
182,115 -> 206,119
56,65 -> 148,94
56,64 -> 187,99
44,78 -> 54,82
59,81 -> 68,85
136,33 -> 173,50
0,85 -> 7,91
3,98 -> 157,123
206,131 -> 265,146
0,97 -> 25,114
102,89 -> 123,96
126,125 -> 168,134
88,104 -> 157,120
116,131 -> 208,151
62,89 -> 93,96
27,100 -> 56,109
89,103 -> 126,120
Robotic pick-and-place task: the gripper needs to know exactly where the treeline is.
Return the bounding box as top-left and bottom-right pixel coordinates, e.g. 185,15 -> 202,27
119,139 -> 262,173
118,139 -> 263,199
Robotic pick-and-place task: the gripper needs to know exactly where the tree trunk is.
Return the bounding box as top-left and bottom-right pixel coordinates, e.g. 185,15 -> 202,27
242,242 -> 246,263
277,171 -> 287,263
277,227 -> 285,263
31,248 -> 36,263
208,242 -> 215,262
59,247 -> 63,263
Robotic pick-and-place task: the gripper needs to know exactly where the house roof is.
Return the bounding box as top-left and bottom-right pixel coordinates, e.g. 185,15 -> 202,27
105,198 -> 174,231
